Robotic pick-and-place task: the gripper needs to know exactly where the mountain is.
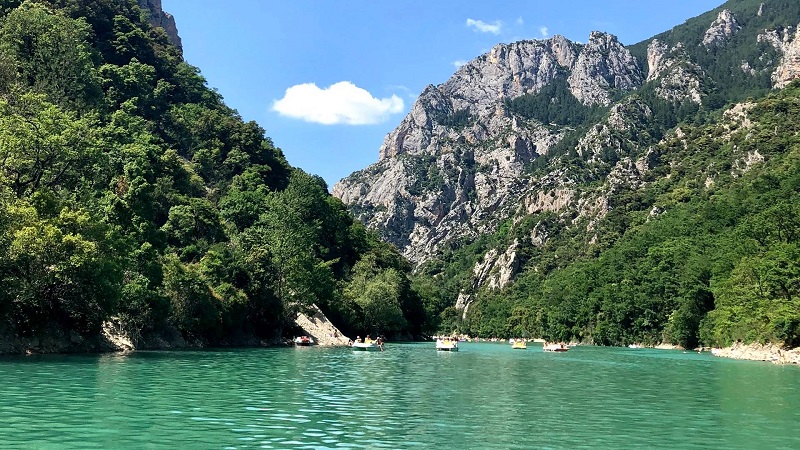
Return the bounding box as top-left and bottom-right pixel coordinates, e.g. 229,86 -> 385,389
0,0 -> 426,354
333,0 -> 800,348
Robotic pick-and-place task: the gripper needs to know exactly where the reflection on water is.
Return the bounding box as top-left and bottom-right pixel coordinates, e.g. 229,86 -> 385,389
0,343 -> 798,449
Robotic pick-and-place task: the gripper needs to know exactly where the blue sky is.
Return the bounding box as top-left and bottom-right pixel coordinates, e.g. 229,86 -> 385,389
162,0 -> 724,189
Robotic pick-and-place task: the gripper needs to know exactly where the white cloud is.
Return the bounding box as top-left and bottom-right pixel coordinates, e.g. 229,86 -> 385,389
453,60 -> 467,68
516,17 -> 524,26
539,26 -> 549,37
272,81 -> 404,125
466,18 -> 502,34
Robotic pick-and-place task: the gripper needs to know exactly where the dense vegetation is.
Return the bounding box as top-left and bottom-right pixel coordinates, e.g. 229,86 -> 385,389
504,73 -> 607,128
2,0 -> 799,354
421,83 -> 800,349
628,0 -> 797,105
0,0 -> 427,348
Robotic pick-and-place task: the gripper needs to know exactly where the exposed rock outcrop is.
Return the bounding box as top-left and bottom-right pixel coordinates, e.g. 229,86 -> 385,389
759,25 -> 800,88
333,32 -> 648,265
454,239 -> 520,317
294,304 -> 351,346
712,342 -> 800,365
703,9 -> 741,48
567,31 -> 644,106
576,97 -> 652,161
138,0 -> 182,53
646,40 -> 704,103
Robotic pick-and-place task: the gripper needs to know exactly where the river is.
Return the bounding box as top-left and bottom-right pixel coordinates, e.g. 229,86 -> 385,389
1,342 -> 798,449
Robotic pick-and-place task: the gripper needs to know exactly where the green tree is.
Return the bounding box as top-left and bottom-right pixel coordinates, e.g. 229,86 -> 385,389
0,3 -> 100,108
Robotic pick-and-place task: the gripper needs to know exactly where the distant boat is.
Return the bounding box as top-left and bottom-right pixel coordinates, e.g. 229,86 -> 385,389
628,344 -> 642,349
293,336 -> 314,346
511,340 -> 527,350
436,339 -> 459,352
352,341 -> 380,351
543,342 -> 569,352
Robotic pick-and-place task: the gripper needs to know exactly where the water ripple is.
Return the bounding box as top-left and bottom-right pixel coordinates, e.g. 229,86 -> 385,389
0,344 -> 799,448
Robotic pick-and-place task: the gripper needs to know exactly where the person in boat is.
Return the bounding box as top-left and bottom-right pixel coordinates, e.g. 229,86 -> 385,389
365,335 -> 372,344
355,335 -> 362,344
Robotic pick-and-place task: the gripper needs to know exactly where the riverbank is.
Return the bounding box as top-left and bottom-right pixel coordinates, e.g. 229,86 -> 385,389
0,323 -> 282,356
0,303 -> 354,356
712,342 -> 800,365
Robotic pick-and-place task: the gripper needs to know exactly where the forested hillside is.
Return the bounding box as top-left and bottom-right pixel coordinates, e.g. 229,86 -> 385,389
335,0 -> 800,350
430,84 -> 800,349
0,0 -> 425,352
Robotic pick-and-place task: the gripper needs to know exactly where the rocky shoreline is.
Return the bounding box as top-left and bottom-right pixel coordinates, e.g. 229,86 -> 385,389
711,342 -> 800,365
0,304 -> 352,356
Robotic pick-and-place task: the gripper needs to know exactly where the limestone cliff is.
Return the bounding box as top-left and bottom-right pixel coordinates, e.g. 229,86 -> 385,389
138,0 -> 182,53
646,40 -> 704,104
333,0 -> 800,302
567,31 -> 643,106
333,32 -> 644,264
702,9 -> 741,48
759,24 -> 800,88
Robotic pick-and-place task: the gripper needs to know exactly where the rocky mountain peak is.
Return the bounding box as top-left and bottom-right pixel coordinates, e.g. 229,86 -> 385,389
377,84 -> 447,160
334,31 -> 651,264
334,2 -> 800,268
441,37 -> 580,116
374,36 -> 586,163
702,9 -> 741,48
138,0 -> 182,53
567,31 -> 644,106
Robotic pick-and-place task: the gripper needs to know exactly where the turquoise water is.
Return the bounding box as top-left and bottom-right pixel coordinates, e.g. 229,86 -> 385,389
1,343 -> 799,449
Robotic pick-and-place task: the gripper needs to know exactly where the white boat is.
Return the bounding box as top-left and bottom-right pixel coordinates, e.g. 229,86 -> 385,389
352,341 -> 381,351
436,339 -> 458,352
542,342 -> 569,352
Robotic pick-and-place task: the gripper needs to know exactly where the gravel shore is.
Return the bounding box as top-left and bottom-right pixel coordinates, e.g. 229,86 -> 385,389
711,342 -> 800,365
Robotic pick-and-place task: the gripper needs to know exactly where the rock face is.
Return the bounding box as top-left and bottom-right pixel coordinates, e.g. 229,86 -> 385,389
333,3 -> 800,303
294,305 -> 351,346
567,31 -> 643,106
137,0 -> 182,53
333,32 -> 645,265
759,24 -> 800,88
646,40 -> 704,103
703,9 -> 741,48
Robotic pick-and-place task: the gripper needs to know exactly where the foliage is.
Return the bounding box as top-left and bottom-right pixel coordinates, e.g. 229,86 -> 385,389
422,81 -> 800,349
412,0 -> 800,348
0,1 -> 427,347
505,73 -> 607,127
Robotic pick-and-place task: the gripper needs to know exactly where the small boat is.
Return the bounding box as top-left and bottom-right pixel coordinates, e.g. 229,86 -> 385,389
542,342 -> 569,352
511,340 -> 527,350
352,342 -> 380,351
293,336 -> 314,346
436,339 -> 458,352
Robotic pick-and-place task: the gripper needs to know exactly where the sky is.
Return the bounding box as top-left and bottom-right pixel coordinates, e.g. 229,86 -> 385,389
162,0 -> 725,189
